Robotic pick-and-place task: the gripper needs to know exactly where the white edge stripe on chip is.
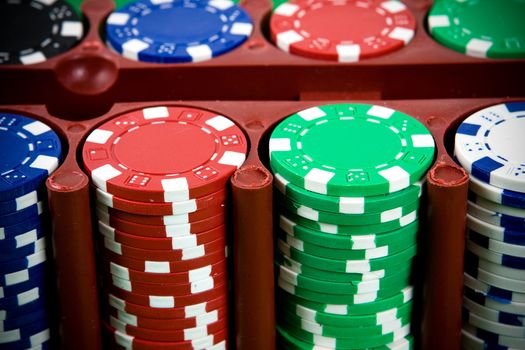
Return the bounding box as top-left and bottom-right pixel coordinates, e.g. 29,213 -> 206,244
91,164 -> 122,191
218,151 -> 245,168
143,106 -> 169,119
276,30 -> 303,53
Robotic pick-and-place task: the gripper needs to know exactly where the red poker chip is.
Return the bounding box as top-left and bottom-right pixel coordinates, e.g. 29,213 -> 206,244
98,221 -> 226,251
96,202 -> 226,226
97,211 -> 226,237
100,235 -> 226,261
107,305 -> 228,331
95,186 -> 228,216
104,322 -> 228,350
104,271 -> 228,296
102,258 -> 227,284
100,246 -> 227,274
106,293 -> 228,319
82,106 -> 247,203
270,0 -> 416,62
107,315 -> 227,342
104,281 -> 228,308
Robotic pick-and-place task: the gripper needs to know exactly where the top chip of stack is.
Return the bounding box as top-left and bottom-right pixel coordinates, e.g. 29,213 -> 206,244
105,0 -> 254,63
455,101 -> 525,349
0,0 -> 83,65
269,103 -> 435,349
0,112 -> 62,349
82,106 -> 247,349
428,0 -> 525,59
270,0 -> 416,62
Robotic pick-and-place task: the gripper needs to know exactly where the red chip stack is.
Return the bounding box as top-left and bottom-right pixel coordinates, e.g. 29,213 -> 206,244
82,106 -> 248,350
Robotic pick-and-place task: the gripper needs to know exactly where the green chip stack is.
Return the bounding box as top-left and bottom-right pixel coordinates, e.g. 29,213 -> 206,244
268,103 -> 435,349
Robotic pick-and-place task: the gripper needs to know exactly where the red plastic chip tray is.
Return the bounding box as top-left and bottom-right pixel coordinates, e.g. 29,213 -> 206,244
0,0 -> 523,349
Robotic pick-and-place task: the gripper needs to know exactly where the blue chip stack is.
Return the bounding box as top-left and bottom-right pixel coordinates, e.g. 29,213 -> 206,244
454,101 -> 525,350
0,113 -> 62,349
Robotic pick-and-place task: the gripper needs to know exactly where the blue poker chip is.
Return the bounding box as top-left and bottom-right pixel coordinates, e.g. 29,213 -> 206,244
105,0 -> 254,63
455,101 -> 525,193
0,318 -> 50,350
0,249 -> 47,275
0,308 -> 48,332
0,286 -> 44,310
0,225 -> 46,253
0,201 -> 44,227
0,113 -> 61,201
0,263 -> 47,287
1,272 -> 46,299
0,215 -> 42,240
0,296 -> 47,319
464,286 -> 525,317
0,189 -> 43,216
0,237 -> 47,263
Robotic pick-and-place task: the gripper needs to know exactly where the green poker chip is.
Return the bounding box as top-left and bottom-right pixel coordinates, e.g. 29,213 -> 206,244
277,229 -> 416,260
281,210 -> 419,235
277,262 -> 412,295
277,326 -> 414,350
279,215 -> 419,250
275,173 -> 422,215
277,320 -> 411,349
428,0 -> 525,59
278,239 -> 417,273
269,103 -> 435,197
278,285 -> 414,316
275,250 -> 414,284
279,309 -> 412,338
277,275 -> 411,304
278,298 -> 413,328
277,192 -> 420,226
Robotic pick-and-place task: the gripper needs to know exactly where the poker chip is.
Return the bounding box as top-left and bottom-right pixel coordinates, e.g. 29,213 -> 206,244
270,103 -> 433,348
470,176 -> 525,209
95,187 -> 227,216
465,250 -> 525,281
103,321 -> 228,350
428,0 -> 525,59
463,297 -> 525,327
462,322 -> 525,349
82,106 -> 247,202
468,200 -> 525,231
463,308 -> 525,338
0,190 -> 41,216
85,107 -> 240,347
269,104 -> 435,196
107,293 -> 228,320
105,0 -> 253,63
0,113 -> 61,200
464,285 -> 525,316
107,305 -> 227,330
455,102 -> 525,193
270,0 -> 416,62
0,0 -> 83,65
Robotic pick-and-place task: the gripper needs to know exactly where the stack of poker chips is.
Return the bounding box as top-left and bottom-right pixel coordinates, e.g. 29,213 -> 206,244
454,101 -> 525,350
0,0 -> 83,65
0,113 -> 62,349
269,103 -> 435,349
82,106 -> 247,349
